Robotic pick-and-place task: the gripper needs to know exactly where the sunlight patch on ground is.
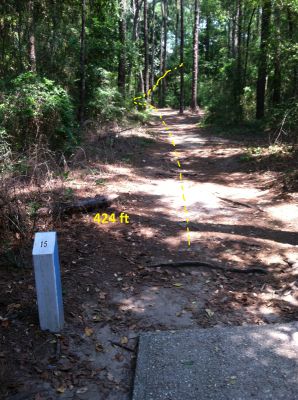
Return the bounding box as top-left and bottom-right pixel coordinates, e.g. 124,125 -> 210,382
138,227 -> 159,238
265,204 -> 298,227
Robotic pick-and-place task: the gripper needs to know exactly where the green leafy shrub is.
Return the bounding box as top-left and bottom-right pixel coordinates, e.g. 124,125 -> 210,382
0,128 -> 11,171
0,73 -> 77,152
89,86 -> 125,122
88,68 -> 125,122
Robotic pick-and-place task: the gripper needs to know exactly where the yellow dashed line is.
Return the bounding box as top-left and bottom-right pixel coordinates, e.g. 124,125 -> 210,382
132,63 -> 190,246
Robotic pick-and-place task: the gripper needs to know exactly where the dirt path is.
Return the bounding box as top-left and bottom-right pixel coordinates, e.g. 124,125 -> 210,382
2,109 -> 298,400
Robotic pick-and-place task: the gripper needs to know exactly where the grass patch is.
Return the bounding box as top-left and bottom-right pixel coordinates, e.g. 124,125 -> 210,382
240,144 -> 294,163
95,178 -> 106,186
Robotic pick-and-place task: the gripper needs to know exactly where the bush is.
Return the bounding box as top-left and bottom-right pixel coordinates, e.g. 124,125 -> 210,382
0,73 -> 77,152
87,67 -> 126,122
89,86 -> 125,122
268,101 -> 298,144
0,129 -> 11,171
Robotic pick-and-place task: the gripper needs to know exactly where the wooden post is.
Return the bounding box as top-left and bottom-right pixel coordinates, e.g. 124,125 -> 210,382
32,232 -> 64,332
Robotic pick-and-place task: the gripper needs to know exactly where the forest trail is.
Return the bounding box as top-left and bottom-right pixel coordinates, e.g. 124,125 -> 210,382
124,108 -> 298,255
5,109 -> 298,400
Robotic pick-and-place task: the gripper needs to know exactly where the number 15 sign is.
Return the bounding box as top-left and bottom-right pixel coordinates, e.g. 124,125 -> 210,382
32,232 -> 64,332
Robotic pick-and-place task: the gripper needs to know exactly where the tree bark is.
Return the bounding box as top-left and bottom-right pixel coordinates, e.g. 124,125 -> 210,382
28,0 -> 36,73
234,0 -> 243,117
231,4 -> 237,58
158,2 -> 164,107
118,0 -> 126,97
243,7 -> 256,87
205,14 -> 211,61
132,0 -> 142,41
272,5 -> 281,105
162,0 -> 168,105
150,0 -> 156,93
79,0 -> 86,128
144,0 -> 149,96
179,0 -> 184,114
256,0 -> 271,119
191,0 -> 200,112
287,7 -> 297,98
175,0 -> 179,49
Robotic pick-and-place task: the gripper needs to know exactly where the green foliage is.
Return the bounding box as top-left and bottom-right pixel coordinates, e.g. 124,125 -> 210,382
89,86 -> 125,122
64,187 -> 74,199
0,129 -> 11,171
88,68 -> 125,122
0,73 -> 77,152
268,101 -> 298,143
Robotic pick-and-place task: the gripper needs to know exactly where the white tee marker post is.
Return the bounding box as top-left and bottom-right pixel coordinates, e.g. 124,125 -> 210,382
32,232 -> 64,332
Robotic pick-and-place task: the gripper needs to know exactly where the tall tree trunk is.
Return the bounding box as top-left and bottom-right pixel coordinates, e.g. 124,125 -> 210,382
150,0 -> 156,92
144,0 -> 149,96
256,0 -> 271,119
17,8 -> 23,73
179,0 -> 184,114
205,14 -> 211,61
175,0 -> 179,49
79,0 -> 86,128
272,5 -> 281,105
234,0 -> 243,116
118,0 -> 126,97
132,0 -> 141,41
161,0 -> 168,105
158,2 -> 164,107
243,7 -> 256,87
28,0 -> 36,72
287,7 -> 297,98
231,4 -> 237,58
129,0 -> 142,95
191,0 -> 200,111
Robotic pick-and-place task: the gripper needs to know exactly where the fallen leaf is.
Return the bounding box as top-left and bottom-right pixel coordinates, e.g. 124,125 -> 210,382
58,358 -> 72,371
84,327 -> 94,337
107,372 -> 114,382
95,342 -> 104,352
1,319 -> 9,328
173,283 -> 183,288
56,386 -> 65,394
76,387 -> 88,394
228,376 -> 237,384
7,303 -> 21,311
120,336 -> 128,345
205,308 -> 214,318
92,314 -> 102,322
114,353 -> 124,362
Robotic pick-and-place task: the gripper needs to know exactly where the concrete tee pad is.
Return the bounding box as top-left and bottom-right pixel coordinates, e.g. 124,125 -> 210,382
132,322 -> 298,400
